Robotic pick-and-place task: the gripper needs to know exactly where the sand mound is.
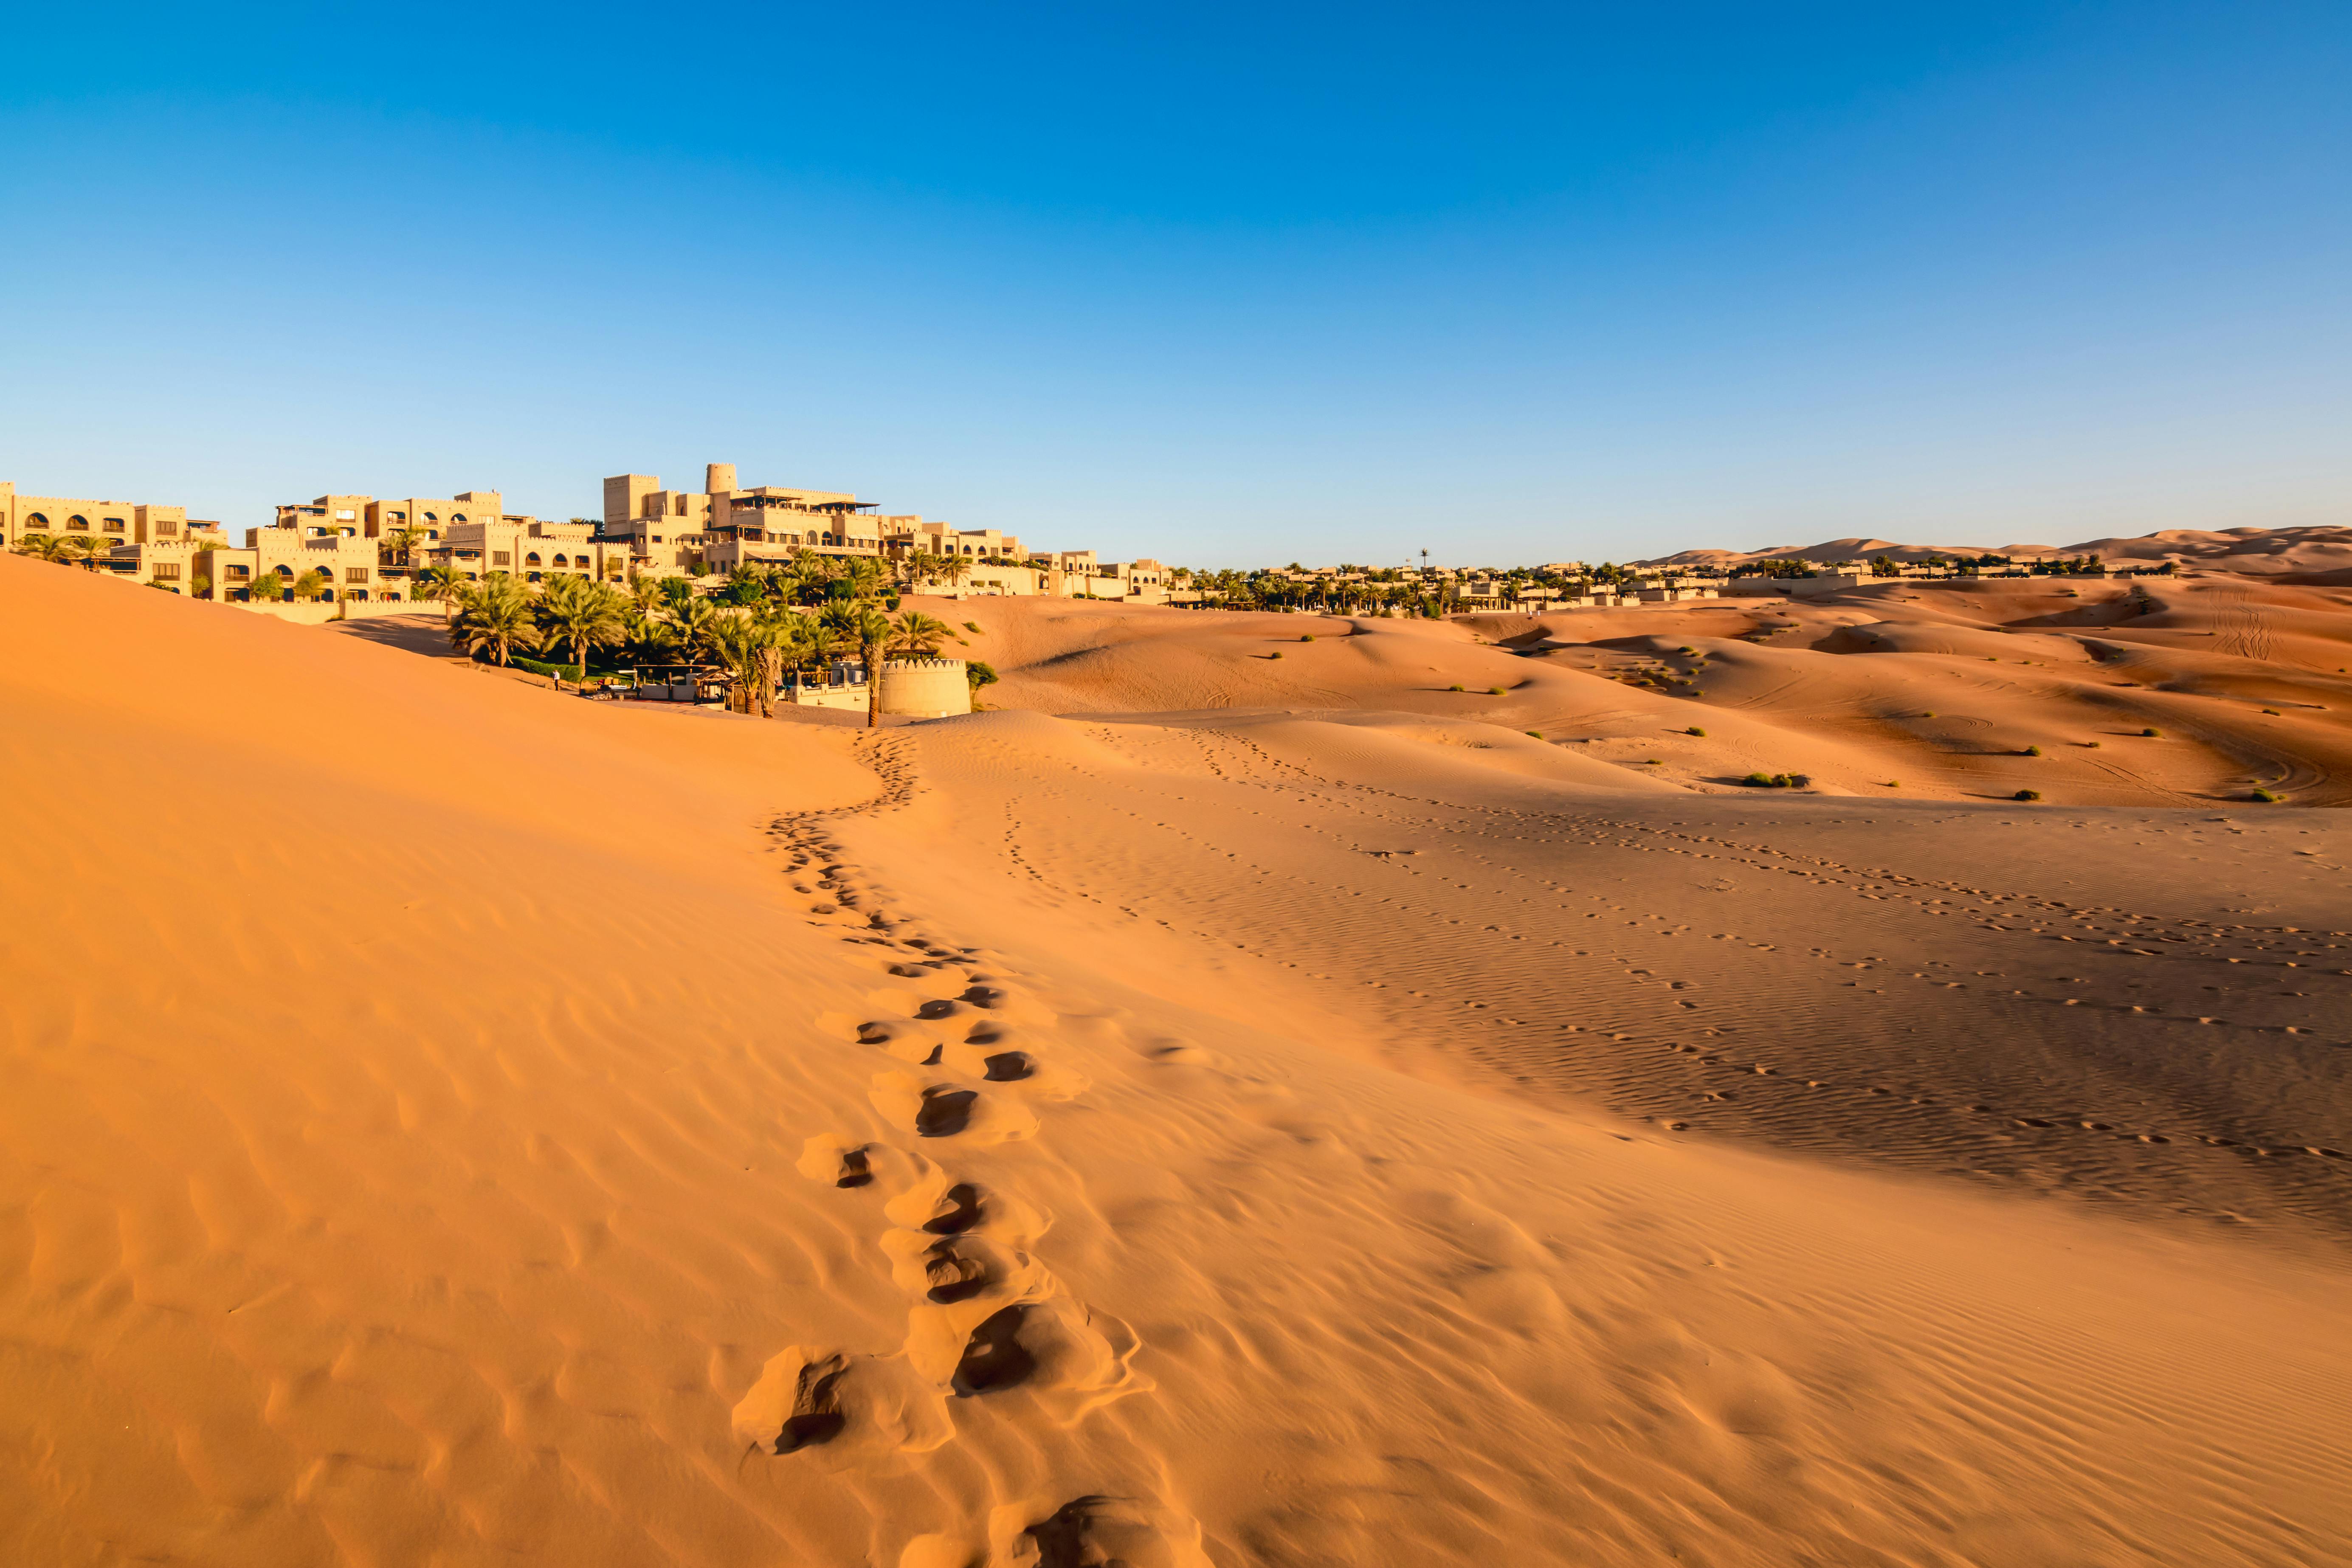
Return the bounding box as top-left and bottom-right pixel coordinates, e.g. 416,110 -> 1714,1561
7,557 -> 2352,1565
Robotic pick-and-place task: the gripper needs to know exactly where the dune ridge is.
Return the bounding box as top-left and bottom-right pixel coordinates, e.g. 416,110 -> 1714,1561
6,556 -> 2351,1566
1637,522 -> 2352,574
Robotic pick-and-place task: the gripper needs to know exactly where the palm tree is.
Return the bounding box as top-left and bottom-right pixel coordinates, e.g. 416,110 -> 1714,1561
249,571 -> 288,602
413,563 -> 468,622
68,535 -> 114,571
448,575 -> 541,667
818,603 -> 896,728
670,595 -> 724,666
621,605 -> 679,664
659,576 -> 699,619
536,575 -> 627,681
380,525 -> 424,567
290,567 -> 330,602
888,609 -> 950,657
15,532 -> 76,564
706,614 -> 762,712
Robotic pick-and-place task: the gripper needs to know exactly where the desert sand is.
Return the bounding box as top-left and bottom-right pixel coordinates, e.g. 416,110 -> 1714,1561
6,554 -> 2350,1567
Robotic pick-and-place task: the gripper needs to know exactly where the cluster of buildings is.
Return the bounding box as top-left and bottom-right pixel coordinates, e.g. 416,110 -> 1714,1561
1,463 -> 1178,608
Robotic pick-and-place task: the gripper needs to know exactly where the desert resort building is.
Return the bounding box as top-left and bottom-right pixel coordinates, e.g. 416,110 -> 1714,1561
5,462 -> 1176,610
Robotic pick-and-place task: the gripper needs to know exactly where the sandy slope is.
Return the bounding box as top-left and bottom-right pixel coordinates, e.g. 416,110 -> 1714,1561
920,579 -> 2352,808
1640,524 -> 2352,574
8,558 -> 2352,1566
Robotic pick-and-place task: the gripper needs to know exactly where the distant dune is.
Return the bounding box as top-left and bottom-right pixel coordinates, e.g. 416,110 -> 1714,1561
1639,522 -> 2352,574
8,555 -> 2351,1566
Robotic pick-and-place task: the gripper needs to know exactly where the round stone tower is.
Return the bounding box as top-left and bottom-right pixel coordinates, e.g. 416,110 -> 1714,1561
704,462 -> 738,495
877,658 -> 972,718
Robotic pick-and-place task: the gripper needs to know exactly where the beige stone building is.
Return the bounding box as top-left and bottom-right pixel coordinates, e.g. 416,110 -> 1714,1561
2,480 -> 201,549
604,463 -> 903,575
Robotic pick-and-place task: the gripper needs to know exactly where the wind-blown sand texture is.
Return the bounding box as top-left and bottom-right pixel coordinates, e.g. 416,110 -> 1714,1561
7,555 -> 2350,1567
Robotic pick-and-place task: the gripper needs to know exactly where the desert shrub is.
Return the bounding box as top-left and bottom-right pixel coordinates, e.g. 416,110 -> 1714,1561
963,620 -> 982,633
1526,730 -> 1542,739
2261,708 -> 2279,715
1883,779 -> 1900,788
2084,740 -> 2101,749
966,660 -> 999,691
1270,651 -> 1284,660
1301,633 -> 1315,642
1448,683 -> 1465,691
2251,788 -> 2281,802
1489,685 -> 1506,695
2143,727 -> 2161,737
1687,726 -> 1706,737
2024,745 -> 2042,757
2015,789 -> 2041,801
1742,771 -> 1804,788
1921,711 -> 1936,718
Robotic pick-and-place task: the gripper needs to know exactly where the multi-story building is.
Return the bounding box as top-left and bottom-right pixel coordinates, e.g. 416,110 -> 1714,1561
603,463 -> 899,574
2,480 -> 200,549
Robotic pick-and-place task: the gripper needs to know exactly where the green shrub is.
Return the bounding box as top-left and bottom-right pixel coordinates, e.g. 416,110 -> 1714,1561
2251,788 -> 2281,803
1883,779 -> 1900,788
2084,740 -> 2101,749
1301,633 -> 1315,642
2143,727 -> 2161,738
2261,708 -> 2279,716
2024,745 -> 2042,757
1526,730 -> 1542,739
966,660 -> 999,691
1448,683 -> 1465,691
1921,710 -> 1936,718
1743,771 -> 1805,788
1489,685 -> 1507,695
963,620 -> 982,633
1687,726 -> 1706,737
1269,651 -> 1284,660
2014,789 -> 2041,801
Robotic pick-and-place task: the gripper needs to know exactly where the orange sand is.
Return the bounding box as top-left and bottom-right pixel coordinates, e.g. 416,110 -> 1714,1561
6,556 -> 2350,1566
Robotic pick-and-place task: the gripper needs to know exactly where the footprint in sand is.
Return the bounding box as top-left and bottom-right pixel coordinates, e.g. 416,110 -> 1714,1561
731,1345 -> 952,1460
871,1070 -> 1042,1144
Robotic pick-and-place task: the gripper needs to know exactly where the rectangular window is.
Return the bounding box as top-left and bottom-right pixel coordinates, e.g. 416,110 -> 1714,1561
153,563 -> 181,579
492,552 -> 510,566
226,564 -> 250,578
345,567 -> 369,583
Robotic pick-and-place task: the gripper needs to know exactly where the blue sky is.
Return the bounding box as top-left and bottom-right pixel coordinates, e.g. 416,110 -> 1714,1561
4,2 -> 2346,566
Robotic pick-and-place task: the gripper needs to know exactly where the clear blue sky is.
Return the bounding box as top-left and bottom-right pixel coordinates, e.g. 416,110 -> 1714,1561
4,2 -> 2346,566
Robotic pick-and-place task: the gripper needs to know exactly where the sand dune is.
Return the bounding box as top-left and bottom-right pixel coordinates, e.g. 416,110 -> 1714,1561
1642,523 -> 2352,574
8,557 -> 2352,1566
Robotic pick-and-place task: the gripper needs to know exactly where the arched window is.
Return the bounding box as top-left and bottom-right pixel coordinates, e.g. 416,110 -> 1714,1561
552,553 -> 568,567
524,552 -> 541,566
67,514 -> 89,530
276,564 -> 294,577
423,511 -> 438,521
25,512 -> 47,529
451,512 -> 468,523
